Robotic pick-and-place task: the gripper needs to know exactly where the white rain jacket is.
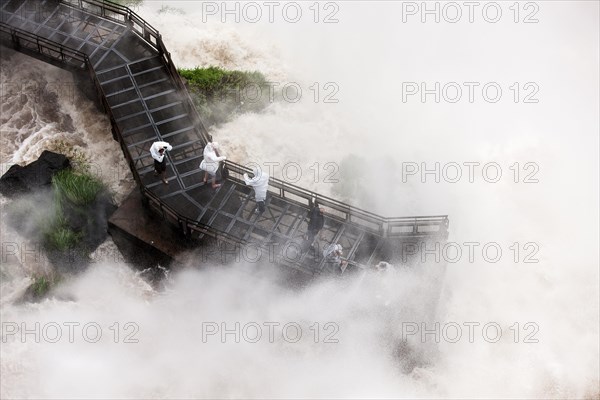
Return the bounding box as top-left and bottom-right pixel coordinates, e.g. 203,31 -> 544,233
150,141 -> 172,162
243,167 -> 269,202
323,243 -> 343,263
199,142 -> 226,175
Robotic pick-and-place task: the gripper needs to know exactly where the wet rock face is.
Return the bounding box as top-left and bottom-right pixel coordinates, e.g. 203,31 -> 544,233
0,150 -> 70,197
1,150 -> 116,275
47,191 -> 118,274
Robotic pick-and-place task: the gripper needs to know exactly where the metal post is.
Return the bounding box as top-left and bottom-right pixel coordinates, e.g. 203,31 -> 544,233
11,29 -> 19,49
157,34 -> 163,54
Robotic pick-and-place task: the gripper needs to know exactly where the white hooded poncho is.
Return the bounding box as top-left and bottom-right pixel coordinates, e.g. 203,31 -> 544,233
150,141 -> 172,162
243,167 -> 270,202
199,142 -> 226,175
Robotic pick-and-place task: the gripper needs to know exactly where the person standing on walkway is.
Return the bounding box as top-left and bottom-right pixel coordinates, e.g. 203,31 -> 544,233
200,142 -> 227,189
243,166 -> 269,213
150,141 -> 172,185
305,198 -> 325,245
323,243 -> 349,273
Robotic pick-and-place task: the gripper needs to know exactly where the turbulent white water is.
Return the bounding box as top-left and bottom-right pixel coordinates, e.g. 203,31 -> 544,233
1,1 -> 599,398
0,50 -> 136,202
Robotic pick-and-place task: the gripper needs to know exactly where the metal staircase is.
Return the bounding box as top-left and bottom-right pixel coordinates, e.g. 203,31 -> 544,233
1,0 -> 449,275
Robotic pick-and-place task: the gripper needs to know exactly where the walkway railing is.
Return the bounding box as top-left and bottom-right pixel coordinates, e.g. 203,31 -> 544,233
224,162 -> 448,238
62,0 -> 160,47
1,0 -> 449,247
60,0 -> 213,145
0,23 -> 88,69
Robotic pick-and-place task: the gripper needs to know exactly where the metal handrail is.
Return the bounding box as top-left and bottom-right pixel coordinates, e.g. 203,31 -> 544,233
2,1 -> 449,243
224,160 -> 448,235
57,0 -> 212,145
142,186 -> 245,245
53,0 -> 449,237
61,0 -> 160,48
88,63 -> 143,186
0,23 -> 88,66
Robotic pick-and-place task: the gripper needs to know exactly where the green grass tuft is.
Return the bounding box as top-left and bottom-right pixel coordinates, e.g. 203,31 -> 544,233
31,276 -> 51,297
52,169 -> 104,206
178,66 -> 270,125
43,169 -> 106,251
46,225 -> 81,251
28,273 -> 62,299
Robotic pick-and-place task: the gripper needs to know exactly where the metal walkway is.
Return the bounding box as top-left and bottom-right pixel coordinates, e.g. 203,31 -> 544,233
0,0 -> 449,275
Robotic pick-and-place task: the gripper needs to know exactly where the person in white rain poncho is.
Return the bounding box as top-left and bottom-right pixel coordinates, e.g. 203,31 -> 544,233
150,141 -> 172,184
323,243 -> 349,273
243,167 -> 270,213
199,142 -> 226,189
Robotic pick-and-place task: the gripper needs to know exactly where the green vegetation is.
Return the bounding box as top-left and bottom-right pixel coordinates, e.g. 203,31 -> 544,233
178,66 -> 271,126
44,193 -> 78,251
26,273 -> 62,301
52,169 -> 104,207
49,140 -> 91,173
43,169 -> 106,251
179,67 -> 267,95
30,276 -> 51,298
45,216 -> 82,251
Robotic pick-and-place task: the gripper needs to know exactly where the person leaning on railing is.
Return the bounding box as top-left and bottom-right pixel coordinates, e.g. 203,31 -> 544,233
199,142 -> 226,189
305,198 -> 325,246
243,167 -> 270,213
323,243 -> 349,273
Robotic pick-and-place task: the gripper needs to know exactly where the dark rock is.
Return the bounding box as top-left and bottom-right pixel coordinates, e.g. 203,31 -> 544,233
46,248 -> 89,274
0,151 -> 70,197
47,191 -> 117,273
1,150 -> 117,276
78,192 -> 117,252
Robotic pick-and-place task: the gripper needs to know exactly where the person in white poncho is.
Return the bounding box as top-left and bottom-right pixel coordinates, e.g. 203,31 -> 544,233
243,167 -> 270,213
199,142 -> 226,189
323,243 -> 349,273
150,141 -> 172,184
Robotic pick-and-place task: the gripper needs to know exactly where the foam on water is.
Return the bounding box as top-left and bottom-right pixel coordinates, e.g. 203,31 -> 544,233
1,2 -> 598,398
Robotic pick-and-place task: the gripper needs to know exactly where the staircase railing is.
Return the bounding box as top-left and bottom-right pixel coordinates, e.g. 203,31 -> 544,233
1,0 -> 449,243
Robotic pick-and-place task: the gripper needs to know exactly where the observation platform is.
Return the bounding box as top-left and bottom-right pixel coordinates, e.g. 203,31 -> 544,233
1,0 -> 449,275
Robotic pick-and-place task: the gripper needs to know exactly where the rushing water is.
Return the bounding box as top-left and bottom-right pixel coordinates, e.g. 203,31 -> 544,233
1,1 -> 598,398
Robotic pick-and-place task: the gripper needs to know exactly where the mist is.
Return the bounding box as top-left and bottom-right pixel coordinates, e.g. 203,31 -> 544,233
1,1 -> 599,398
